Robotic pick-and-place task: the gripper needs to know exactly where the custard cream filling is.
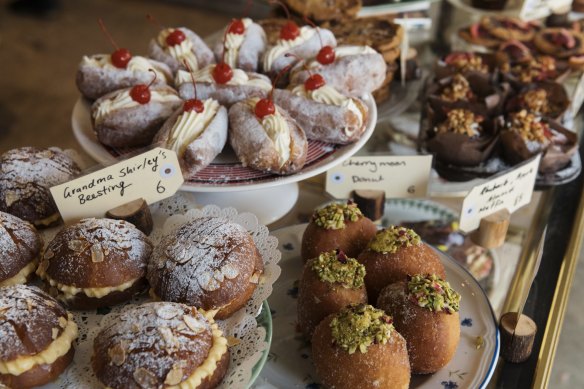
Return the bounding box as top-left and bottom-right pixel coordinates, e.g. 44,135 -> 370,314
223,18 -> 253,68
81,55 -> 169,82
167,99 -> 220,156
171,314 -> 228,389
262,26 -> 316,72
157,28 -> 199,71
0,260 -> 38,287
0,314 -> 78,376
175,67 -> 271,90
306,45 -> 376,69
291,84 -> 363,134
246,98 -> 291,167
94,90 -> 181,123
33,212 -> 61,227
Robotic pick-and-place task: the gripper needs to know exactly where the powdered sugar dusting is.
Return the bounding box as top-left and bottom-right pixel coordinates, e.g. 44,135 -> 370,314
0,211 -> 42,280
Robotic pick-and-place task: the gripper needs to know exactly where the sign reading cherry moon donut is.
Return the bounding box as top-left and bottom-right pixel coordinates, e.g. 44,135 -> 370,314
50,147 -> 184,223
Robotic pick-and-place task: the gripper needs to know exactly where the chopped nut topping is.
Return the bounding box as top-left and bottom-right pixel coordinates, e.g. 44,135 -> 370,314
520,89 -> 549,115
164,367 -> 184,386
407,274 -> 461,313
503,55 -> 557,83
445,53 -> 488,74
91,244 -> 104,263
133,367 -> 158,389
155,305 -> 181,320
313,201 -> 363,230
68,239 -> 89,252
311,250 -> 366,289
507,110 -> 551,143
158,326 -> 178,349
441,74 -> 473,102
108,341 -> 127,366
435,109 -> 483,137
368,226 -> 422,254
183,314 -> 205,334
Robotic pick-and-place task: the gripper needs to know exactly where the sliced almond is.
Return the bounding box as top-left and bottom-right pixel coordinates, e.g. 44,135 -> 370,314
158,326 -> 177,349
164,367 -> 184,386
5,191 -> 19,207
26,299 -> 34,312
183,315 -> 205,334
108,342 -> 127,366
221,263 -> 239,280
68,239 -> 88,252
249,272 -> 261,284
133,367 -> 158,389
156,305 -> 181,320
90,244 -> 105,263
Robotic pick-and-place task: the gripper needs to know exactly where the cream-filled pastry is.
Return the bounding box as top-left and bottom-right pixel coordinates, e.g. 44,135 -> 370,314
289,45 -> 387,97
36,218 -> 152,309
175,65 -> 271,107
91,84 -> 182,148
153,97 -> 228,178
149,27 -> 215,73
0,285 -> 78,389
0,212 -> 41,287
274,74 -> 368,144
213,18 -> 267,72
228,96 -> 307,175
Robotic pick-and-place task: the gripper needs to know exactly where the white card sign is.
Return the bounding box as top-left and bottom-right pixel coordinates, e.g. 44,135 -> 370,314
51,148 -> 184,222
519,0 -> 571,21
326,155 -> 433,199
459,155 -> 541,232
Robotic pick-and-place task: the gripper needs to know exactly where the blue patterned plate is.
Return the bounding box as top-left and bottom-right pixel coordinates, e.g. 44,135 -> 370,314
253,224 -> 499,389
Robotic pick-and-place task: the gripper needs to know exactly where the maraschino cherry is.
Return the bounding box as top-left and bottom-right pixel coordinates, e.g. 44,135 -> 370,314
130,70 -> 157,104
304,16 -> 335,65
270,0 -> 300,40
213,23 -> 236,84
146,14 -> 186,47
182,61 -> 204,113
98,18 -> 131,69
285,53 -> 326,91
227,0 -> 252,35
254,63 -> 293,119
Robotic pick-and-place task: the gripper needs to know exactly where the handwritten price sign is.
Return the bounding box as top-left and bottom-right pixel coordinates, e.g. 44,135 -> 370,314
51,148 -> 184,222
459,155 -> 541,232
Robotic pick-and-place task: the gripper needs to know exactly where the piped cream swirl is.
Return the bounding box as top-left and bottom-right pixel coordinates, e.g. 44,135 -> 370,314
93,90 -> 181,123
157,28 -> 199,70
81,55 -> 169,82
175,67 -> 271,90
167,99 -> 220,157
247,98 -> 291,167
305,45 -> 376,69
262,26 -> 316,72
223,18 -> 253,68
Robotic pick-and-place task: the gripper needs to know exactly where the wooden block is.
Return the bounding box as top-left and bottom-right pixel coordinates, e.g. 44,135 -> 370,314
106,198 -> 153,235
499,312 -> 537,363
352,190 -> 385,221
470,208 -> 510,249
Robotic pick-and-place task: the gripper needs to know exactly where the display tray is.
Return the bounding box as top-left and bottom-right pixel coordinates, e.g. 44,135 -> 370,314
72,94 -> 376,192
256,224 -> 500,389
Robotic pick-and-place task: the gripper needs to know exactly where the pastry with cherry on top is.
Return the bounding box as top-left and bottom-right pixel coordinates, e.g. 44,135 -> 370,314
149,26 -> 215,73
212,17 -> 267,72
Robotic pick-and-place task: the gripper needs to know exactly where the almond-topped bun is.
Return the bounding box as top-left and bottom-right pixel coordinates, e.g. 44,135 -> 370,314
301,201 -> 377,262
298,250 -> 367,338
149,27 -> 215,73
228,98 -> 307,175
312,304 -> 410,389
0,285 -> 78,389
357,226 -> 446,302
273,83 -> 369,144
213,18 -> 267,72
175,67 -> 272,107
36,218 -> 153,309
377,275 -> 461,374
91,84 -> 182,148
0,212 -> 42,287
153,99 -> 228,178
76,55 -> 173,100
92,302 -> 229,389
0,147 -> 81,228
289,45 -> 387,97
147,217 -> 264,320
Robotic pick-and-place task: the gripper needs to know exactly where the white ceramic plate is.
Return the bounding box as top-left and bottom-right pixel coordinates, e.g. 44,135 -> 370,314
254,224 -> 500,389
71,94 -> 376,192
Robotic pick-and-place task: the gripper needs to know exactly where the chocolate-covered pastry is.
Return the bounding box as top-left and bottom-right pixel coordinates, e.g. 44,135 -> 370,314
175,66 -> 272,107
377,274 -> 461,374
92,302 -> 229,389
498,53 -> 567,85
147,217 -> 264,319
505,82 -> 570,120
154,98 -> 228,178
149,27 -> 215,73
0,212 -> 41,286
501,110 -> 577,173
229,97 -> 307,175
0,285 -> 78,389
435,52 -> 496,81
298,250 -> 367,338
37,218 -> 152,309
0,147 -> 81,227
91,84 -> 182,148
533,28 -> 584,59
426,108 -> 499,167
213,18 -> 267,72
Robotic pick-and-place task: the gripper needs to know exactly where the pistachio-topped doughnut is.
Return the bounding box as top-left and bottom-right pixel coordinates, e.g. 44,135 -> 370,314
377,274 -> 461,373
37,218 -> 152,309
0,212 -> 42,287
357,226 -> 445,301
0,285 -> 78,388
312,304 -> 410,389
92,302 -> 229,389
0,147 -> 81,227
301,201 -> 377,262
298,250 -> 367,338
147,217 -> 264,319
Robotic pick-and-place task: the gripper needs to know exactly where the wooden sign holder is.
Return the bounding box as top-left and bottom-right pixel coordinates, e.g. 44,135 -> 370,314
106,198 -> 153,235
470,208 -> 511,249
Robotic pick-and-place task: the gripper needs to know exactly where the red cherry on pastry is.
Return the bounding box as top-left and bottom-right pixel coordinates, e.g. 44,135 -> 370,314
130,85 -> 151,104
183,99 -> 204,113
255,98 -> 275,119
228,19 -> 246,35
212,62 -> 234,84
316,46 -> 336,65
280,21 -> 300,40
304,74 -> 326,91
111,48 -> 132,68
166,29 -> 186,46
